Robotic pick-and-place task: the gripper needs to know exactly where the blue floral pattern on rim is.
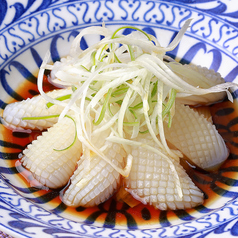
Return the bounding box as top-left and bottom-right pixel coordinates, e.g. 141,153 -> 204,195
0,0 -> 238,237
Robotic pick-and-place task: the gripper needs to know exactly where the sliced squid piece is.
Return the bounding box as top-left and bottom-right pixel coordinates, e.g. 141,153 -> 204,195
192,106 -> 213,123
168,63 -> 227,105
21,116 -> 81,189
124,133 -> 204,210
2,88 -> 72,130
62,132 -> 126,207
164,103 -> 229,170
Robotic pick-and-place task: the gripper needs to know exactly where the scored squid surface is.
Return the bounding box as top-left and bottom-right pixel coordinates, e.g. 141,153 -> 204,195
164,103 -> 229,170
124,134 -> 204,210
62,132 -> 126,207
21,116 -> 82,189
171,63 -> 226,105
2,88 -> 72,130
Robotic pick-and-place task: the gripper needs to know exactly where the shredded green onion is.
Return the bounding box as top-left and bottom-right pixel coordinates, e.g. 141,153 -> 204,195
53,115 -> 78,152
151,80 -> 158,98
22,115 -> 60,120
46,94 -> 72,108
111,86 -> 129,97
111,26 -> 151,41
93,88 -> 112,125
91,51 -> 97,66
36,20 -> 237,197
162,88 -> 177,119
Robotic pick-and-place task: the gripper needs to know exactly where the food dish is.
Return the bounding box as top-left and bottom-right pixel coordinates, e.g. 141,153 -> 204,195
0,0 -> 238,237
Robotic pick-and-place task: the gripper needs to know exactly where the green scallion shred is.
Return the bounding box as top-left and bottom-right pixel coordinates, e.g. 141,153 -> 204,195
80,65 -> 90,72
129,108 -> 137,120
128,45 -> 135,61
93,88 -> 112,125
22,114 -> 77,151
162,88 -> 177,119
89,85 -> 99,92
111,26 -> 151,41
115,100 -> 123,106
22,114 -> 60,120
85,97 -> 92,101
139,129 -> 149,134
129,102 -> 143,110
111,86 -> 129,97
53,115 -> 78,152
91,50 -> 97,66
99,44 -> 109,62
46,94 -> 72,108
114,53 -> 122,63
151,80 -> 158,98
72,85 -> 77,92
167,112 -> 173,128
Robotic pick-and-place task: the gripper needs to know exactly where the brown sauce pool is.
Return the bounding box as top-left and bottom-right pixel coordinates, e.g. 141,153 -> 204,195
1,75 -> 238,229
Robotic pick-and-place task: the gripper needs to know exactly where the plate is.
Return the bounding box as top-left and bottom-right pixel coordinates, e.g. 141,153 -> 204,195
0,0 -> 238,237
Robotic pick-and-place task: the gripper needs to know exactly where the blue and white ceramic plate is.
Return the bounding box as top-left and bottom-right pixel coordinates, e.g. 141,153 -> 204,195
1,0 -> 238,237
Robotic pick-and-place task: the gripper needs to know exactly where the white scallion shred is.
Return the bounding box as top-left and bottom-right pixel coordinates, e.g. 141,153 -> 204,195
37,20 -> 237,198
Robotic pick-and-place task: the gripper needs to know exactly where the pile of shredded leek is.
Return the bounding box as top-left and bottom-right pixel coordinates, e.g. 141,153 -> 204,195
37,19 -> 236,196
